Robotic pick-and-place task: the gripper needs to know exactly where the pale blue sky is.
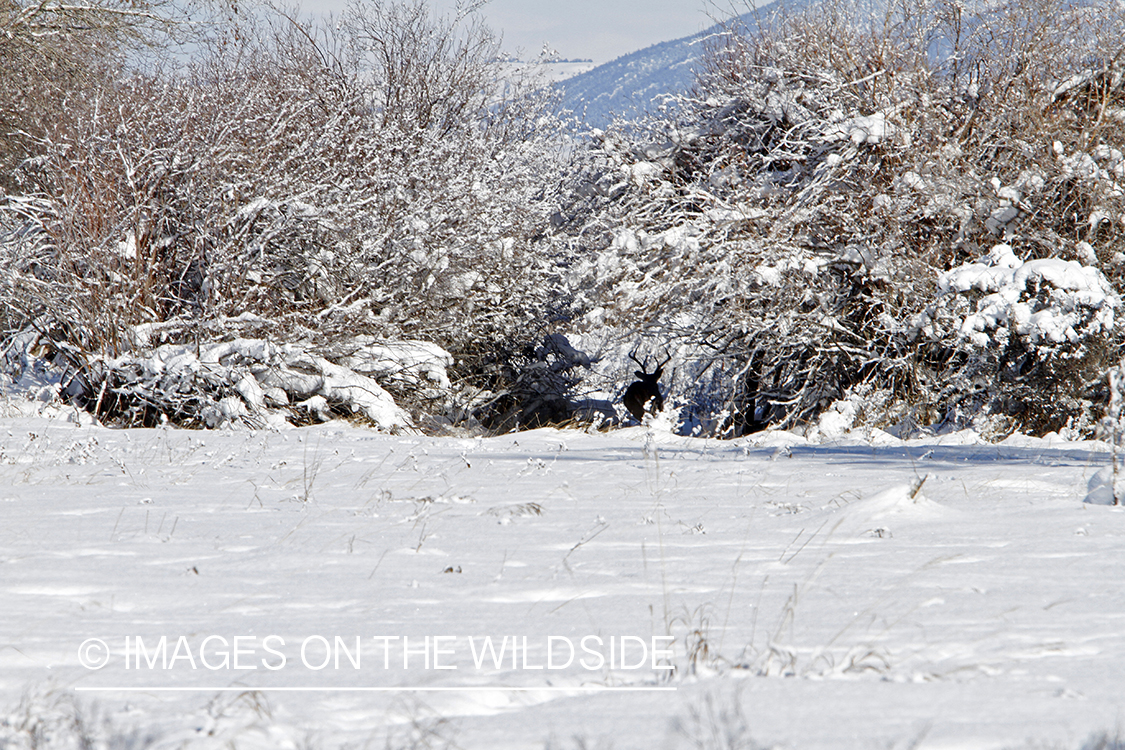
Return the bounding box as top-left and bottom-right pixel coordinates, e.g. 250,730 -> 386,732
459,0 -> 713,62
300,0 -> 740,64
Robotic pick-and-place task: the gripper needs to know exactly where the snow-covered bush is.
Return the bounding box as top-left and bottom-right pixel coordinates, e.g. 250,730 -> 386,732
0,0 -> 208,194
558,0 -> 1125,436
0,0 -> 573,428
916,243 -> 1119,434
0,314 -> 458,430
458,333 -> 596,432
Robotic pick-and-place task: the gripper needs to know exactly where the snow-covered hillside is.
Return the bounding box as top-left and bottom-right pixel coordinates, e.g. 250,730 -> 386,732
556,31 -> 707,129
2,402 -> 1123,749
555,0 -> 824,127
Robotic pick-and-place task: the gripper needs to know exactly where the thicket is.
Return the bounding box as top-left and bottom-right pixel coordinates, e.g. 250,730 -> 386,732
558,0 -> 1125,437
3,0 -> 1125,437
0,0 -> 572,428
0,0 -> 218,193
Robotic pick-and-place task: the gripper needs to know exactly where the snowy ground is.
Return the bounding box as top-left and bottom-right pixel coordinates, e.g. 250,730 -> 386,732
2,402 -> 1124,749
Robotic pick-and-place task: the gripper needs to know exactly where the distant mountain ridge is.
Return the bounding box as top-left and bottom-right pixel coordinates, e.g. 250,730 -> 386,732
554,6 -> 781,128
553,0 -> 840,128
555,27 -> 712,129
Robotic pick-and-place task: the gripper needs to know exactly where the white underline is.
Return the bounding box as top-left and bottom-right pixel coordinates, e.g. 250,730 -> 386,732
74,686 -> 676,693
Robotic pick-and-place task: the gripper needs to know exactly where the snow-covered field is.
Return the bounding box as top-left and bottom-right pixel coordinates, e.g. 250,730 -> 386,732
2,402 -> 1124,749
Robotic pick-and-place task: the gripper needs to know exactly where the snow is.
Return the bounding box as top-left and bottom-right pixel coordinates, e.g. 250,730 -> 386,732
280,353 -> 410,429
334,339 -> 454,398
933,244 -> 1118,347
628,161 -> 664,186
1084,466 -> 1121,505
899,171 -> 925,191
822,112 -> 897,145
1,408 -> 1123,749
64,336 -> 420,432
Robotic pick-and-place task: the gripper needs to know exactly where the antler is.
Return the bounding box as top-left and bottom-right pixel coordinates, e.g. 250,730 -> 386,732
627,347 -> 648,370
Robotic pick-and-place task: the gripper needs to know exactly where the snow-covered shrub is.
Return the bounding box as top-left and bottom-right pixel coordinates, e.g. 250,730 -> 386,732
0,0 -> 203,194
916,243 -> 1119,434
558,0 -> 1125,436
0,0 -> 572,428
460,333 -> 596,432
1,318 -> 437,430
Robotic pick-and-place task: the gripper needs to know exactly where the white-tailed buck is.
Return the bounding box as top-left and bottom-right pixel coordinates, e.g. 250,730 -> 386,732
623,350 -> 670,422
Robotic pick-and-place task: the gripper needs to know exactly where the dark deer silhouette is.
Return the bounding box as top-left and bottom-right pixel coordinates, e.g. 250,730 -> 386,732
623,350 -> 670,422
